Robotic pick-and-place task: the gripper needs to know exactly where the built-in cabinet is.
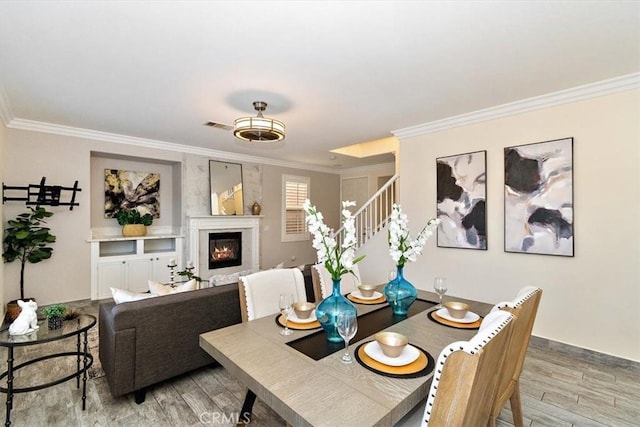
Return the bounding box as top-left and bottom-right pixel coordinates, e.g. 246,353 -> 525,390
89,235 -> 184,300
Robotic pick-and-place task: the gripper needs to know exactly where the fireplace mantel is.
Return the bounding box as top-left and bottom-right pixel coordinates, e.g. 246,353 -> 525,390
187,215 -> 261,278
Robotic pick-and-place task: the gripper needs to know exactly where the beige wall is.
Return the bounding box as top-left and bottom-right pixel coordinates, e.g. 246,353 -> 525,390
0,121 -> 5,318
261,164 -> 340,269
3,127 -> 343,304
3,129 -> 184,304
397,89 -> 640,361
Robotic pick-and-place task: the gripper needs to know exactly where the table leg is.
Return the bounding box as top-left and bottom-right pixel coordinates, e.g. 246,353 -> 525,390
82,330 -> 88,410
5,347 -> 14,427
240,389 -> 256,424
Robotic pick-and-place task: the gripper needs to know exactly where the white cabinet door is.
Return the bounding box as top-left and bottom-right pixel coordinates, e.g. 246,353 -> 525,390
127,258 -> 153,293
97,259 -> 127,299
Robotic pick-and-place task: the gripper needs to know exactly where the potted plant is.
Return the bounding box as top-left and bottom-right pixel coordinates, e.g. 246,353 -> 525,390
3,207 -> 56,321
43,303 -> 66,329
176,269 -> 203,284
116,208 -> 153,237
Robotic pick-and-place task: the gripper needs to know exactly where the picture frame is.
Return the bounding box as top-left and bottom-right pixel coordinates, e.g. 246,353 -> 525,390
209,160 -> 244,215
504,137 -> 574,256
436,150 -> 487,250
104,169 -> 160,218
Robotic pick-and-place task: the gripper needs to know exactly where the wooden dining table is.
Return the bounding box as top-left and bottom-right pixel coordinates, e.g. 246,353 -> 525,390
199,290 -> 492,427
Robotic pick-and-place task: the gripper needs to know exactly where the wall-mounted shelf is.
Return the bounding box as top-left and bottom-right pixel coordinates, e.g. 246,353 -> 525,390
2,176 -> 81,210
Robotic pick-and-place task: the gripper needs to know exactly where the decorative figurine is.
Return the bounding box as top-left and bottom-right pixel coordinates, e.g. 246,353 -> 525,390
8,300 -> 40,335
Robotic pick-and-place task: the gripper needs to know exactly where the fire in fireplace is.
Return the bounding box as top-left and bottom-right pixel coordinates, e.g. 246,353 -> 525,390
209,232 -> 242,269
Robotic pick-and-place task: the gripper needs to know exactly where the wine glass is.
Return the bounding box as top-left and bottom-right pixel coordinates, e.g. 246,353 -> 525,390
337,311 -> 358,364
433,277 -> 448,309
279,294 -> 293,336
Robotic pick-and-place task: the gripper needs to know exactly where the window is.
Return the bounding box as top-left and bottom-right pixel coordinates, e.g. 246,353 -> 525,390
282,175 -> 310,242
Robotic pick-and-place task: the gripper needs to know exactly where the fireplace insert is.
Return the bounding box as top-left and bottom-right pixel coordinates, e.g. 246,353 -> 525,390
208,232 -> 242,269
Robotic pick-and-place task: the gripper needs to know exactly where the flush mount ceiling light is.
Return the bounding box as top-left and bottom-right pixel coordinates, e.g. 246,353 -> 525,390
233,101 -> 285,142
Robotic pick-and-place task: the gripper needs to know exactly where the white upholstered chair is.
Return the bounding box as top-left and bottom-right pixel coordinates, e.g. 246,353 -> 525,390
311,263 -> 362,301
488,286 -> 542,427
395,310 -> 514,426
236,267 -> 308,424
238,268 -> 307,322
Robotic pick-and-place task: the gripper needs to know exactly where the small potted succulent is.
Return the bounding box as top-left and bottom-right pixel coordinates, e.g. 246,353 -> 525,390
43,303 -> 67,329
116,208 -> 153,237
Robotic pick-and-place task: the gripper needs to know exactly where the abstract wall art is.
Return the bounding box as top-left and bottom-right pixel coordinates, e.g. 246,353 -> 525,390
504,137 -> 573,256
104,169 -> 160,218
436,150 -> 487,250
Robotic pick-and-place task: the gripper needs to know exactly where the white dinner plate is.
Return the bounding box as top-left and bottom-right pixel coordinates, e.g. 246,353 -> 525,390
435,308 -> 480,324
351,290 -> 383,300
363,341 -> 421,366
288,310 -> 317,324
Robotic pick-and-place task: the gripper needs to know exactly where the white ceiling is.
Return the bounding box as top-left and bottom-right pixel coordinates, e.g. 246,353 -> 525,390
1,1 -> 639,169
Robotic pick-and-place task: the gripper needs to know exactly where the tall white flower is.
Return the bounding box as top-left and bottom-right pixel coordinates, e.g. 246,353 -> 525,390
304,199 -> 364,280
388,203 -> 440,267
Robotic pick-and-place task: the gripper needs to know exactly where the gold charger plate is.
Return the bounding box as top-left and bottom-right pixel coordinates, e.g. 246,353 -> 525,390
347,293 -> 387,305
428,310 -> 482,329
355,341 -> 432,377
276,314 -> 321,330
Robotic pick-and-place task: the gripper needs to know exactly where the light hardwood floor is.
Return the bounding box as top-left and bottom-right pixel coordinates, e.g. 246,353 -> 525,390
2,300 -> 639,427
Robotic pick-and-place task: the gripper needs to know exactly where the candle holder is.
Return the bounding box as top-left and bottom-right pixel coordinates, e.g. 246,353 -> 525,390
168,260 -> 178,286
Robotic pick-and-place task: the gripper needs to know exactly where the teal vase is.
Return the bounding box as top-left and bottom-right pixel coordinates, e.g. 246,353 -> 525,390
315,278 -> 357,343
383,266 -> 417,316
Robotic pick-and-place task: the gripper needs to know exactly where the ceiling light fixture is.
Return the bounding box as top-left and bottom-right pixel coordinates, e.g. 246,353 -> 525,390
234,101 -> 285,142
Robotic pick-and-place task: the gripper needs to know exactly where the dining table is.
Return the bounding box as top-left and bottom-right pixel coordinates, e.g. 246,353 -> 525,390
199,289 -> 492,427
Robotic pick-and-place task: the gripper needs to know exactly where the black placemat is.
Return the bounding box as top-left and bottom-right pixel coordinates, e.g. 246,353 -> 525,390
354,341 -> 435,379
286,298 -> 436,361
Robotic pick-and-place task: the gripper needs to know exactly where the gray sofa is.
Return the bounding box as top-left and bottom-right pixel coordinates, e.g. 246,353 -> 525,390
99,284 -> 242,403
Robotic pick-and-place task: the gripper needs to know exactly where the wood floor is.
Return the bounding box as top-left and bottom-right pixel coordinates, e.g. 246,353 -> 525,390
2,301 -> 639,427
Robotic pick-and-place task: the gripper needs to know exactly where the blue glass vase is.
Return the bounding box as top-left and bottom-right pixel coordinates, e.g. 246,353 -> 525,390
383,266 -> 417,316
315,278 -> 357,343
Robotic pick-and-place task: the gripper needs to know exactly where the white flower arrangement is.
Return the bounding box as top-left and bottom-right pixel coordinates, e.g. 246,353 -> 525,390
303,199 -> 365,281
388,203 -> 441,268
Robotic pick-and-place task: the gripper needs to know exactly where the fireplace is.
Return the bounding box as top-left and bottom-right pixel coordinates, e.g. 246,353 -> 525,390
209,232 -> 242,269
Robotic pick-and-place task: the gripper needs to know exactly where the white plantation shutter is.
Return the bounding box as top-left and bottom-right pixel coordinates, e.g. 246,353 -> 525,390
282,175 -> 310,242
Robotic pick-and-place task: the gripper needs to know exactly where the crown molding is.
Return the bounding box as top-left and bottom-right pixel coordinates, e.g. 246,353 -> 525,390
5,118 -> 342,174
393,72 -> 640,139
0,83 -> 15,126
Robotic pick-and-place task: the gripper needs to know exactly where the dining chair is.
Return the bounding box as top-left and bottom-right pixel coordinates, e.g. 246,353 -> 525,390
395,310 -> 514,426
488,286 -> 543,427
311,263 -> 361,301
238,268 -> 307,322
236,268 -> 308,424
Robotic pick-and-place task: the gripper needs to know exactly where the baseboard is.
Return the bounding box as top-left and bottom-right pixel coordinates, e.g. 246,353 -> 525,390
529,335 -> 640,374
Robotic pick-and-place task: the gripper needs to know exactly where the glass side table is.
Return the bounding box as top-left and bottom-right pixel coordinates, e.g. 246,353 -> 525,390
0,314 -> 96,426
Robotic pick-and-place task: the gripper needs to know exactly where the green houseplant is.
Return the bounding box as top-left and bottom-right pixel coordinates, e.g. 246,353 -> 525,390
3,207 -> 57,319
116,208 -> 153,237
43,303 -> 66,329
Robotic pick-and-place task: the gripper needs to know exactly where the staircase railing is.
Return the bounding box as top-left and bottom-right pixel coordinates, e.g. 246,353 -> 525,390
336,174 -> 399,249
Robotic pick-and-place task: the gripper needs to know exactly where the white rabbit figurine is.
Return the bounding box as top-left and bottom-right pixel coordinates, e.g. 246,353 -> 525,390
8,300 -> 40,336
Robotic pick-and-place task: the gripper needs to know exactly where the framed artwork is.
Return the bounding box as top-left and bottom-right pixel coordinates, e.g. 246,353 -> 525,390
436,150 -> 487,250
104,169 -> 160,218
504,137 -> 573,256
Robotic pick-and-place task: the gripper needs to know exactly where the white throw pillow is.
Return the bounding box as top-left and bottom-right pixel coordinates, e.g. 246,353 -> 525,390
110,287 -> 155,304
148,280 -> 172,296
148,279 -> 197,296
